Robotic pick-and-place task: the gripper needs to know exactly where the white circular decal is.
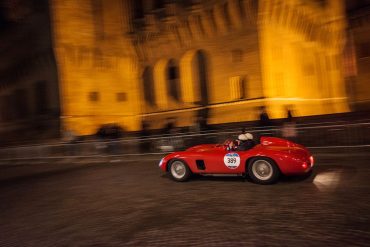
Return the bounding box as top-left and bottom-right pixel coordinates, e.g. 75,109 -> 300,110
223,153 -> 241,169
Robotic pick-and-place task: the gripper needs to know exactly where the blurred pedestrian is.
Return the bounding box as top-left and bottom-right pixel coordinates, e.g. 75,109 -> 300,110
282,106 -> 297,141
95,123 -> 123,154
141,120 -> 150,137
140,120 -> 151,152
259,106 -> 271,127
163,118 -> 175,135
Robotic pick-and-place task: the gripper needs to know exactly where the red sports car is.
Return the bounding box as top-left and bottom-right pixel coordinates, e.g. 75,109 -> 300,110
159,136 -> 314,184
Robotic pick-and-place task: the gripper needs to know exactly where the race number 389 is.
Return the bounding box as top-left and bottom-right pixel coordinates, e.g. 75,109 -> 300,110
224,153 -> 241,169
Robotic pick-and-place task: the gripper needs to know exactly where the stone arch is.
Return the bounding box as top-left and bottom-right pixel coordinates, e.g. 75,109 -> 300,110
180,49 -> 210,106
142,66 -> 155,106
153,59 -> 169,109
166,59 -> 181,102
196,50 -> 209,106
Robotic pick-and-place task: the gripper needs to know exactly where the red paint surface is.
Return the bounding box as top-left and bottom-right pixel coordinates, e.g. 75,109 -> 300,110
159,137 -> 313,176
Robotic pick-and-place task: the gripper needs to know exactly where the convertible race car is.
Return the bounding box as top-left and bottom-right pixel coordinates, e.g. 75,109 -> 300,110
158,136 -> 314,184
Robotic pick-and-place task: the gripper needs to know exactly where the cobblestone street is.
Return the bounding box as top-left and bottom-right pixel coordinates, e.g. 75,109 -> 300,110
0,154 -> 369,246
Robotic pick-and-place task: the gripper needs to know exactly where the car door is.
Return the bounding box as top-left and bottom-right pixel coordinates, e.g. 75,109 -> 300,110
201,148 -> 246,174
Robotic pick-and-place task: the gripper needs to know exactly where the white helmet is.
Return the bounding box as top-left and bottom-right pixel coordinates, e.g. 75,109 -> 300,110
244,133 -> 253,140
238,134 -> 248,141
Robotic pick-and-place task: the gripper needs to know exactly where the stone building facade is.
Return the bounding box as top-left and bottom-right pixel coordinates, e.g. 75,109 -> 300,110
51,0 -> 349,135
0,0 -> 60,144
345,1 -> 370,111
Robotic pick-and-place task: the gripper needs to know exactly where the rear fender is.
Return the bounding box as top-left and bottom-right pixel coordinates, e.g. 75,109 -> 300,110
260,137 -> 298,147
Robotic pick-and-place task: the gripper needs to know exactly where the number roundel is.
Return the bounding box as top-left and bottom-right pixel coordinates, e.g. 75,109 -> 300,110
223,153 -> 241,169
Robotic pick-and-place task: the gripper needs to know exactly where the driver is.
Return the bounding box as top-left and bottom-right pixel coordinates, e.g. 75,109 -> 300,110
235,133 -> 255,151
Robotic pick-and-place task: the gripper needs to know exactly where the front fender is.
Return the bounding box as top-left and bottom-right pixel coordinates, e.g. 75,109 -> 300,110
159,152 -> 192,172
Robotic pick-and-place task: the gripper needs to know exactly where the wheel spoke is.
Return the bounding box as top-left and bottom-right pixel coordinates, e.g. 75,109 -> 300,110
252,160 -> 273,181
171,161 -> 187,180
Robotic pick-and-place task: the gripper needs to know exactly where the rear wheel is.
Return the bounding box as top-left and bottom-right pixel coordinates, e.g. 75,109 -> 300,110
168,159 -> 191,182
248,157 -> 280,185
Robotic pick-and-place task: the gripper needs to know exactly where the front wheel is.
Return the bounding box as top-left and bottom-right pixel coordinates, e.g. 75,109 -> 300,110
168,159 -> 191,182
248,157 -> 280,185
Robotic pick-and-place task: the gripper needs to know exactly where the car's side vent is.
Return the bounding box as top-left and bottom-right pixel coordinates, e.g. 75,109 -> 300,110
196,160 -> 206,170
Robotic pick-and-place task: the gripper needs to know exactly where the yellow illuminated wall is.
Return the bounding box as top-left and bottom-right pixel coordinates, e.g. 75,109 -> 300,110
51,0 -> 141,135
137,0 -> 265,128
259,0 -> 349,118
347,6 -> 370,110
51,0 -> 350,135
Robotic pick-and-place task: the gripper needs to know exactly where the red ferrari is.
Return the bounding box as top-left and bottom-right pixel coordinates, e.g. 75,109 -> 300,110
159,136 -> 314,184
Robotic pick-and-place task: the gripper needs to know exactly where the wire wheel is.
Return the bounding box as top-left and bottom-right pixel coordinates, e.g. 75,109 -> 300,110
248,158 -> 279,184
169,160 -> 191,182
252,160 -> 273,180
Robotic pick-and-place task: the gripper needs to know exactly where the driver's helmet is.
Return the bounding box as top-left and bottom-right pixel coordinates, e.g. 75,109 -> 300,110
244,133 -> 253,140
238,134 -> 248,141
238,133 -> 253,141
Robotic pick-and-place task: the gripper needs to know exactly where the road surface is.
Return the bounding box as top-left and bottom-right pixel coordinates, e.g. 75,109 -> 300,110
0,154 -> 369,246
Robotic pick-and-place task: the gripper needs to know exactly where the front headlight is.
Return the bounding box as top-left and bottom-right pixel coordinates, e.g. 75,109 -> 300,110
158,158 -> 164,167
309,156 -> 314,167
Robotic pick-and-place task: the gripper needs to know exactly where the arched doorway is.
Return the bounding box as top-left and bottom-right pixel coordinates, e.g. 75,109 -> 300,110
179,49 -> 210,128
194,50 -> 209,106
142,66 -> 155,106
180,49 -> 210,106
167,59 -> 181,102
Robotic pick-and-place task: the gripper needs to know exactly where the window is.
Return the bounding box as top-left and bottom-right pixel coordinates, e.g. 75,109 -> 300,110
142,66 -> 155,106
167,59 -> 180,102
237,0 -> 245,18
231,49 -> 243,63
209,8 -> 217,32
197,15 -> 205,36
229,76 -> 246,100
195,50 -> 209,105
223,2 -> 231,28
92,0 -> 104,40
89,92 -> 99,102
117,92 -> 127,102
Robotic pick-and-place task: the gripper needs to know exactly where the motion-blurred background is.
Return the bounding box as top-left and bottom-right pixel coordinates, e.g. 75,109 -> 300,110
0,0 -> 369,151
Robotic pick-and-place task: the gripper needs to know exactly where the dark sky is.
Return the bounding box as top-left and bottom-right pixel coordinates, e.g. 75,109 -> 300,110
0,0 -> 369,33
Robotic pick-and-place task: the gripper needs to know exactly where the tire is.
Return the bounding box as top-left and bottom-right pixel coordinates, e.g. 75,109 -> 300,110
168,159 -> 191,182
247,157 -> 280,185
